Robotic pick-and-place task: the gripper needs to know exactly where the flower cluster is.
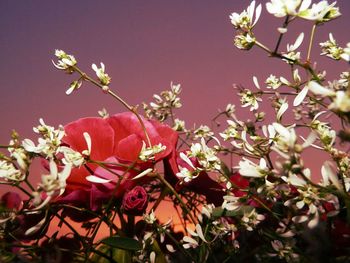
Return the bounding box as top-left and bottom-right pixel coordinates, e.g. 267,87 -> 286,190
1,1 -> 350,262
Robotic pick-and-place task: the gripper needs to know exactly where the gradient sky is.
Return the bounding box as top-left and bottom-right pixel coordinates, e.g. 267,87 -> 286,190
1,1 -> 350,199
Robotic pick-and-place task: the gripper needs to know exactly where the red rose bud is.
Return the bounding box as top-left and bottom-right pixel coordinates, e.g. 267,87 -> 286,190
122,186 -> 148,215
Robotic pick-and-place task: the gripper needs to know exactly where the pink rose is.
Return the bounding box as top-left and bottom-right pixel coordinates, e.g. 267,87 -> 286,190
122,186 -> 148,215
59,112 -> 177,212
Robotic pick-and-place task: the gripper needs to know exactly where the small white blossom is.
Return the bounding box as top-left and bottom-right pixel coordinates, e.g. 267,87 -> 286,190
265,74 -> 282,89
144,210 -> 157,224
98,108 -> 109,119
320,33 -> 344,60
139,142 -> 167,161
329,91 -> 350,112
238,158 -> 269,178
239,89 -> 262,111
229,1 -> 262,30
298,1 -> 340,23
92,62 -> 111,86
283,32 -> 304,63
234,32 -> 256,50
266,0 -> 311,17
39,159 -> 72,198
52,49 -> 77,72
220,120 -> 240,141
0,160 -> 24,181
66,80 -> 82,95
194,125 -> 214,139
241,208 -> 265,231
188,138 -> 221,171
59,147 -> 85,167
173,118 -> 186,131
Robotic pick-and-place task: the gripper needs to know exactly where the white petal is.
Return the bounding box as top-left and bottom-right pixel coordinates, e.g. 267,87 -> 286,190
299,0 -> 312,12
293,32 -> 304,50
59,163 -> 72,182
321,161 -> 342,190
49,159 -> 58,178
25,217 -> 46,236
308,81 -> 335,97
183,236 -> 198,246
132,168 -> 153,180
66,85 -> 75,95
272,123 -> 290,139
86,175 -> 112,184
83,132 -> 92,155
277,102 -> 288,120
196,224 -> 207,242
179,152 -> 195,169
293,86 -> 308,106
91,63 -> 98,72
277,27 -> 288,34
166,244 -> 176,253
254,4 -> 262,26
301,132 -> 317,148
150,251 -> 156,263
253,76 -> 260,90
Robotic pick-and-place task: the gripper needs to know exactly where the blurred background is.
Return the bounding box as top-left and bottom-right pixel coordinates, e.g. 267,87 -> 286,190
1,0 -> 349,185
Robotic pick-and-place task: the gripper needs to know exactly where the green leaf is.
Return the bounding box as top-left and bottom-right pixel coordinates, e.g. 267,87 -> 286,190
101,236 -> 142,251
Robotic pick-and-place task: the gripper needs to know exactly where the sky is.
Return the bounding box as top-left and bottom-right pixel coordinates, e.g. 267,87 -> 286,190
0,0 -> 350,230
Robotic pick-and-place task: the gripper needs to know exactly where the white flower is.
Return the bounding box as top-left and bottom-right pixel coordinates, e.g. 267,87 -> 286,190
0,160 -> 23,181
266,0 -> 311,17
298,1 -> 340,23
340,43 -> 350,62
183,224 -> 207,249
66,80 -> 82,95
320,33 -> 344,60
98,108 -> 109,119
173,118 -> 186,131
188,138 -> 221,171
265,74 -> 282,89
52,49 -> 77,72
238,158 -> 268,178
22,120 -> 65,158
176,166 -> 198,183
222,195 -> 243,211
329,90 -> 350,112
144,210 -> 157,224
220,120 -> 239,141
139,142 -> 166,161
283,32 -> 304,63
234,32 -> 256,50
241,208 -> 265,231
39,159 -> 72,197
194,125 -> 214,139
229,1 -> 262,30
92,62 -> 111,86
239,89 -> 262,111
59,146 -> 85,167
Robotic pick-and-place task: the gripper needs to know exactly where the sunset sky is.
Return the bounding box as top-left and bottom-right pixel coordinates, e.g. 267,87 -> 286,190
1,0 -> 350,224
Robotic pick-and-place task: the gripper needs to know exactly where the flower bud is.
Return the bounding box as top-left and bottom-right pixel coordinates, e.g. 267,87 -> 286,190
122,186 -> 148,216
